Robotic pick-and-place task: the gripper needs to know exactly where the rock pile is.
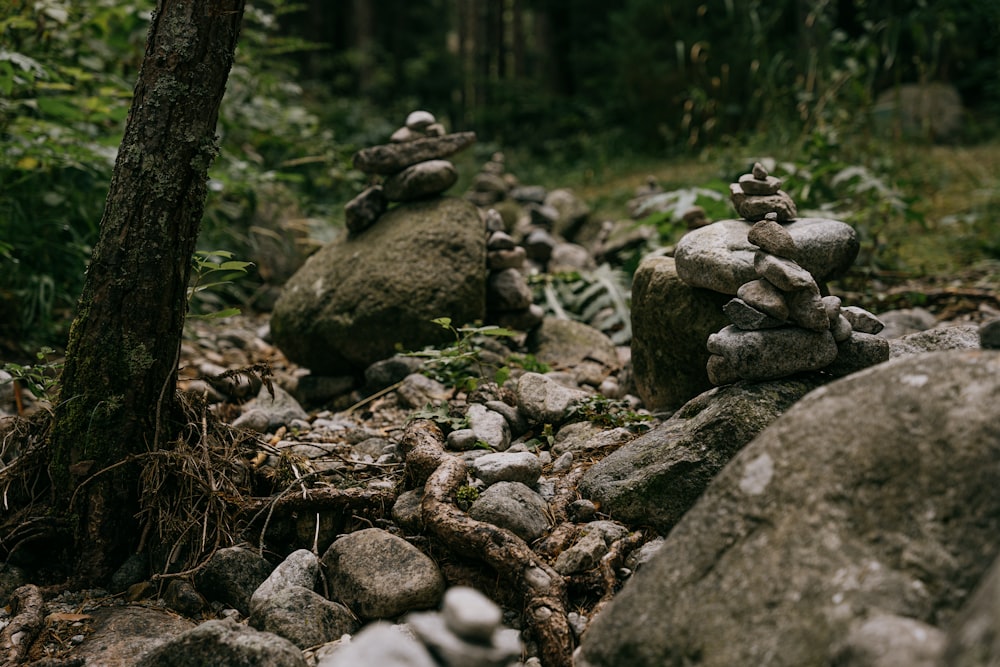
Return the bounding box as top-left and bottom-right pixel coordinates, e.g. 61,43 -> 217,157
674,162 -> 889,384
485,209 -> 545,331
729,161 -> 797,221
345,110 -> 476,233
706,212 -> 889,383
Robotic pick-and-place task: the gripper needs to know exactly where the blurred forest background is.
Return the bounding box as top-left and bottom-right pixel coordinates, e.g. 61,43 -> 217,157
2,0 -> 1000,354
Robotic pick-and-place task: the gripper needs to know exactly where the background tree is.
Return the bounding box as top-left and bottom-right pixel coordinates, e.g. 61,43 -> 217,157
46,0 -> 246,585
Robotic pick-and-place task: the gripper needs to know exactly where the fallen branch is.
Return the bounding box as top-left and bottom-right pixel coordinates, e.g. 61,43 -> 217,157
402,420 -> 574,667
1,584 -> 44,667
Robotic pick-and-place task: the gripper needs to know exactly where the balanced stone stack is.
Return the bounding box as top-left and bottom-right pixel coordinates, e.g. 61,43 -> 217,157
345,110 -> 476,234
674,162 -> 890,384
706,212 -> 888,383
730,161 -> 797,222
485,209 -> 544,331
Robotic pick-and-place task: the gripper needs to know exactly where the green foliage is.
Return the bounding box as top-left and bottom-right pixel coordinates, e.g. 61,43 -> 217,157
187,251 -> 255,320
455,484 -> 480,511
407,403 -> 468,432
1,346 -> 63,402
405,318 -> 519,393
565,395 -> 651,432
0,0 -> 144,349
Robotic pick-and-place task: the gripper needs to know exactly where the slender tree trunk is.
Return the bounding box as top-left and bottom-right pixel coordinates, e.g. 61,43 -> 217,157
48,0 -> 245,586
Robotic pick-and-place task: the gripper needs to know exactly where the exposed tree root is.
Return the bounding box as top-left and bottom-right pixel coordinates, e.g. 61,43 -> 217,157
241,485 -> 396,515
589,530 -> 647,622
1,584 -> 44,667
402,419 -> 574,667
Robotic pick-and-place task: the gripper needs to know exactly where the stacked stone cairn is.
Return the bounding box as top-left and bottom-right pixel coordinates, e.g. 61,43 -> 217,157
697,163 -> 890,383
345,110 -> 476,234
485,209 -> 545,331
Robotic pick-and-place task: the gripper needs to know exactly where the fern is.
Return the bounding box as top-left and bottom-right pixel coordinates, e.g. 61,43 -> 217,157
532,264 -> 632,344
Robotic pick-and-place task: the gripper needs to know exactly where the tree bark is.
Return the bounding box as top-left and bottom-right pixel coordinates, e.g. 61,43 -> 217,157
47,0 -> 245,585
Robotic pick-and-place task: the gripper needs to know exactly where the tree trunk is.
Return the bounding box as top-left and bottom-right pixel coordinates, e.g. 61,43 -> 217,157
48,0 -> 245,586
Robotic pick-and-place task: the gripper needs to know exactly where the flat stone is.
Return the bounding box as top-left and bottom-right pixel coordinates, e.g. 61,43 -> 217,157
441,586 -> 503,642
514,372 -> 588,426
383,159 -> 458,201
842,305 -> 885,335
736,279 -> 789,321
825,332 -> 890,377
406,110 -> 436,131
487,268 -> 533,311
747,218 -> 797,258
729,183 -> 797,222
707,325 -> 838,380
316,622 -> 437,667
738,172 -> 783,196
753,252 -> 817,291
674,218 -> 859,294
724,298 -> 786,330
353,132 -> 476,175
785,285 -> 830,332
470,451 -> 542,486
466,403 -> 511,451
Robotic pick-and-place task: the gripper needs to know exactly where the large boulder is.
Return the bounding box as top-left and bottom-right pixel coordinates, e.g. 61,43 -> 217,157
579,376 -> 823,533
629,256 -> 730,412
271,198 -> 486,374
577,350 -> 1000,667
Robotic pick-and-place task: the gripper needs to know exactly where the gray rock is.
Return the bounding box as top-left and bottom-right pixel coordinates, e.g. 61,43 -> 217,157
510,185 -> 547,204
527,318 -> 620,386
446,428 -> 481,451
194,547 -> 273,616
323,528 -> 445,620
550,421 -> 633,456
487,246 -> 527,270
724,297 -> 786,330
232,384 -> 309,433
405,110 -> 436,131
553,521 -> 630,574
441,586 -> 503,642
674,218 -> 859,295
316,622 -> 437,667
738,171 -> 783,197
466,403 -> 511,451
548,242 -> 596,273
876,307 -> 936,338
250,549 -> 319,614
135,618 -> 306,667
365,355 -> 425,391
524,227 -> 557,262
353,132 -> 476,175
383,159 -> 459,201
467,481 -> 550,543
487,267 -> 533,312
544,188 -> 591,239
939,551 -> 1000,665
873,82 -> 963,143
250,585 -> 358,649
825,332 -> 890,377
164,580 -> 205,617
407,612 -> 522,667
753,252 -> 817,291
829,614 -> 945,667
729,183 -> 798,221
735,279 -> 789,321
514,372 -> 589,426
483,400 -> 528,437
629,256 -> 731,412
271,197 -> 486,375
707,325 -> 838,380
982,317 -> 1000,349
470,451 -> 542,486
72,605 -> 198,667
831,314 -> 853,342
888,324 -> 981,357
392,488 -> 424,532
494,303 -> 545,332
841,305 -> 885,335
577,350 -> 1000,667
345,185 -> 387,234
579,377 -> 822,532
785,283 -> 830,331
747,217 -> 797,258
397,373 -> 449,410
